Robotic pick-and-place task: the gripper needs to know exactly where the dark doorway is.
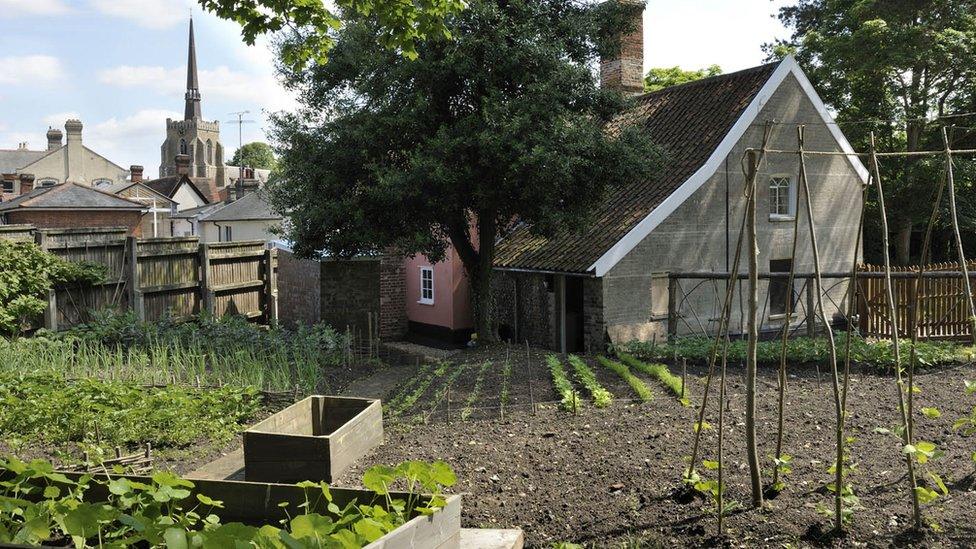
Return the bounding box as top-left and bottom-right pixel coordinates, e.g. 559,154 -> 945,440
769,258 -> 797,316
564,277 -> 585,353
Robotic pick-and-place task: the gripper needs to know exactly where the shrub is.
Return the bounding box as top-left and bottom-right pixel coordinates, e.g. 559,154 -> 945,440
567,354 -> 613,407
0,240 -> 105,336
597,356 -> 653,402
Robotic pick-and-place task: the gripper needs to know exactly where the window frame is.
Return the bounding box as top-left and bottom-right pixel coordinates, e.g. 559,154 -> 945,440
223,225 -> 232,242
419,266 -> 434,305
768,174 -> 797,221
1,179 -> 13,193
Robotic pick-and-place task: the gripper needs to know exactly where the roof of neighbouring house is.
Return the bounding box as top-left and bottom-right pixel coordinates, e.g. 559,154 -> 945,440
0,182 -> 146,211
105,181 -> 177,205
0,148 -> 48,174
144,174 -> 211,204
494,56 -> 867,276
198,190 -> 281,222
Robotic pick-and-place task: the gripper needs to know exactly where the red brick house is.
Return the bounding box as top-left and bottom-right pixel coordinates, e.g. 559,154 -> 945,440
0,181 -> 147,235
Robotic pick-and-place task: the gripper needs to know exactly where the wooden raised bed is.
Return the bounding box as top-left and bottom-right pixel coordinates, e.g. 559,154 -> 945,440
243,395 -> 383,483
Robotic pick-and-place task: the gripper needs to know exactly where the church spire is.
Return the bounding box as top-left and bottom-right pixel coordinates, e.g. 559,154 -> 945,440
184,17 -> 202,120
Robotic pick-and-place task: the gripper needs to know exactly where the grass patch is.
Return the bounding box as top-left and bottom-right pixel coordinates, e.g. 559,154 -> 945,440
618,353 -> 689,406
568,354 -> 613,407
597,356 -> 653,402
546,354 -> 581,411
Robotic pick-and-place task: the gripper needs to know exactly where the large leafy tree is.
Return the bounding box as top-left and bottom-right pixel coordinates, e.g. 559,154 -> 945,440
268,0 -> 661,339
230,142 -> 277,171
769,0 -> 976,264
197,0 -> 465,68
644,65 -> 721,92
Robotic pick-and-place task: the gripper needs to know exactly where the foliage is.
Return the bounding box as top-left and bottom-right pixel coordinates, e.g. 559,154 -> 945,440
0,241 -> 105,336
769,453 -> 794,493
268,0 -> 663,339
229,141 -> 278,171
0,310 -> 350,394
0,372 -> 260,456
546,355 -> 581,412
0,456 -> 454,547
953,380 -> 976,468
196,0 -> 465,68
767,0 -> 976,263
644,65 -> 722,92
385,361 -> 441,419
620,334 -> 974,370
818,436 -> 861,525
567,355 -> 612,407
596,356 -> 652,402
461,361 -> 492,421
617,353 -> 688,406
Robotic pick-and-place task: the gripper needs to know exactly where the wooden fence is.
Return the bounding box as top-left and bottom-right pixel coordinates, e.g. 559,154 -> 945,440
858,261 -> 976,340
1,226 -> 277,330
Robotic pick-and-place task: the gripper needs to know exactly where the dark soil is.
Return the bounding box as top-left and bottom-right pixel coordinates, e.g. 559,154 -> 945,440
337,343 -> 976,548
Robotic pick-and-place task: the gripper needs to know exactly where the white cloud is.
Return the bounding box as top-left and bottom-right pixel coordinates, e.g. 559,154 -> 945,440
98,64 -> 297,112
88,0 -> 193,30
0,55 -> 65,85
82,109 -> 182,177
0,0 -> 71,17
43,112 -> 81,127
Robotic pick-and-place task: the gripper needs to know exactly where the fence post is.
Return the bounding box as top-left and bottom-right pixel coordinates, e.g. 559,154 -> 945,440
805,279 -> 815,337
126,237 -> 145,321
667,273 -> 678,341
199,243 -> 214,317
263,247 -> 278,326
44,289 -> 58,331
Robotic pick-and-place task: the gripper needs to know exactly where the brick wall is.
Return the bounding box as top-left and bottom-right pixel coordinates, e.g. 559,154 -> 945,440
277,250 -> 321,328
320,259 -> 380,337
600,0 -> 643,95
5,210 -> 143,236
378,255 -> 407,339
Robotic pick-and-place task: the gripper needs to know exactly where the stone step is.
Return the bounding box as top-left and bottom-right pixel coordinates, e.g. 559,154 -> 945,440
460,528 -> 525,549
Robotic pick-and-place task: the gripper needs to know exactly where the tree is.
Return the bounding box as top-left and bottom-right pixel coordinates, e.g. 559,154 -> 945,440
268,0 -> 662,340
644,65 -> 721,92
230,142 -> 278,171
769,0 -> 976,264
197,0 -> 465,68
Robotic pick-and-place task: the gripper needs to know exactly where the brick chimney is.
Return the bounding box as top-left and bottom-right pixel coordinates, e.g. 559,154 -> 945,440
601,0 -> 645,95
46,127 -> 63,151
19,173 -> 35,195
130,165 -> 144,183
175,154 -> 191,176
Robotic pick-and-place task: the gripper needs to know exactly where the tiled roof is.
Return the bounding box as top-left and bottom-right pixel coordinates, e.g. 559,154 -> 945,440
494,61 -> 779,274
0,148 -> 48,174
199,191 -> 281,222
144,174 -> 211,204
0,182 -> 145,211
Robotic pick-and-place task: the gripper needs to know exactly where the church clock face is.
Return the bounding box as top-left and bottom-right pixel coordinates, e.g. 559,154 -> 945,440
178,126 -> 186,136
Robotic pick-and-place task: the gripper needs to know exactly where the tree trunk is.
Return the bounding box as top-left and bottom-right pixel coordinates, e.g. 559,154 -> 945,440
448,211 -> 498,343
895,218 -> 912,265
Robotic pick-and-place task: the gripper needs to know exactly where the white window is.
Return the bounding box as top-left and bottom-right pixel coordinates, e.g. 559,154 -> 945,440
223,226 -> 233,242
769,175 -> 796,220
419,266 -> 434,304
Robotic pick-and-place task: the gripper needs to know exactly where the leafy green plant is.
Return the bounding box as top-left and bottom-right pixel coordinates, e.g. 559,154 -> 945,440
769,453 -> 794,493
618,353 -> 689,406
692,460 -> 739,518
0,456 -> 455,547
567,355 -> 612,407
596,356 -> 652,402
0,240 -> 105,336
620,333 -> 974,370
546,354 -> 581,412
818,436 -> 860,525
461,361 -> 492,421
954,380 -> 976,469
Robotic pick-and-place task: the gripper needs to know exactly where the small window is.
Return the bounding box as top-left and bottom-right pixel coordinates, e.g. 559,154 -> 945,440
223,226 -> 233,242
769,175 -> 796,220
179,139 -> 188,155
419,266 -> 434,304
93,179 -> 112,188
1,179 -> 12,193
769,259 -> 798,317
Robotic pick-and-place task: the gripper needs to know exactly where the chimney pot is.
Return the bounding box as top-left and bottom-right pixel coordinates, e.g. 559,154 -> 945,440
130,165 -> 144,183
601,0 -> 645,95
19,173 -> 35,195
46,127 -> 63,151
175,154 -> 191,175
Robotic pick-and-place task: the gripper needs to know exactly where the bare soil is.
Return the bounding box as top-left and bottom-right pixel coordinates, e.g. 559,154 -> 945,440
336,343 -> 976,548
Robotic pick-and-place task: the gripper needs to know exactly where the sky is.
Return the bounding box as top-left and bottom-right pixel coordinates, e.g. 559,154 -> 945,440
0,0 -> 794,179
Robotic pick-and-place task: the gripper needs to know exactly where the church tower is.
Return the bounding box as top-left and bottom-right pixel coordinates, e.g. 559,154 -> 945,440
159,18 -> 225,187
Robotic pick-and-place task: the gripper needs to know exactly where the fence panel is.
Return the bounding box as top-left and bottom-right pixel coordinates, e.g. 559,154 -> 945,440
0,224 -> 36,242
858,261 -> 976,340
136,237 -> 202,322
206,241 -> 269,320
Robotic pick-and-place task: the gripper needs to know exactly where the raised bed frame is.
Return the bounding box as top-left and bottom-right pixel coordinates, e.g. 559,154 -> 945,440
243,395 -> 384,483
